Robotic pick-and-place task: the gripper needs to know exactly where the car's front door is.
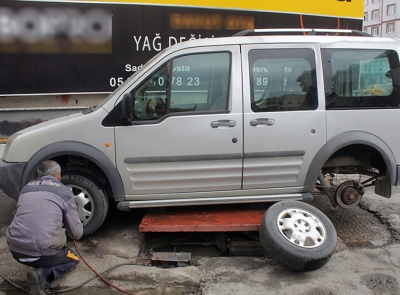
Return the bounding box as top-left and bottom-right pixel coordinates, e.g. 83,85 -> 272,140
114,46 -> 243,200
242,44 -> 326,191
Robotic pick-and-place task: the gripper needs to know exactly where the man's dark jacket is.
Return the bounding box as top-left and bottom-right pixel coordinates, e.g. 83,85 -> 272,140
6,175 -> 83,257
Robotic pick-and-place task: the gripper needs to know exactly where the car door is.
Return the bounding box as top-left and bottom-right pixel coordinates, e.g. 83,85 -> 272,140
242,44 -> 326,191
114,46 -> 243,199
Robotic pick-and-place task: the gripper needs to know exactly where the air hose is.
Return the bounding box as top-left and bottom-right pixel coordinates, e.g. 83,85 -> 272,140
71,240 -> 138,295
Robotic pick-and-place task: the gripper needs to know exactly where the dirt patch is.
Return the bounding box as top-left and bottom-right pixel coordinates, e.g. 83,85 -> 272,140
301,288 -> 336,295
307,196 -> 393,248
361,273 -> 399,294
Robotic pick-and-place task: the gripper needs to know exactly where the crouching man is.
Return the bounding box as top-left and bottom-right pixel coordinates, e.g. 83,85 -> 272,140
6,160 -> 83,295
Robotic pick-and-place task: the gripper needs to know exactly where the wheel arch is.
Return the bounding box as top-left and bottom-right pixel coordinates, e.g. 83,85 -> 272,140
21,141 -> 125,202
304,131 -> 397,191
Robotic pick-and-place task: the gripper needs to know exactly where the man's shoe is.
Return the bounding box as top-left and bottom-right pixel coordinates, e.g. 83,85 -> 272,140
27,268 -> 48,295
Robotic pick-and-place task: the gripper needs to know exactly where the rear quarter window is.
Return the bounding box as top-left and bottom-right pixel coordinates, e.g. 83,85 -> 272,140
322,49 -> 400,109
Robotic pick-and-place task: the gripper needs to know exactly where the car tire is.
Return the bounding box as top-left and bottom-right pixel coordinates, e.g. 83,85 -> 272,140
259,200 -> 337,272
61,172 -> 109,235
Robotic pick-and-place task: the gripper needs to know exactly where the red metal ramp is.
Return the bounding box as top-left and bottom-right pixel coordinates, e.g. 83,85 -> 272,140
139,207 -> 267,233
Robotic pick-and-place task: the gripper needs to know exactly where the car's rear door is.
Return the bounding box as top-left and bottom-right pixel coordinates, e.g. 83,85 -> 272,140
242,44 -> 326,191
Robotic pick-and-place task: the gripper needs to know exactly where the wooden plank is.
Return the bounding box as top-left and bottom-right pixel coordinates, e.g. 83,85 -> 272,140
151,252 -> 191,262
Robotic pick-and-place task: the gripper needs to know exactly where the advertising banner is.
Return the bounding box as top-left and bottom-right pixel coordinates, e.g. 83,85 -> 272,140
0,0 -> 363,95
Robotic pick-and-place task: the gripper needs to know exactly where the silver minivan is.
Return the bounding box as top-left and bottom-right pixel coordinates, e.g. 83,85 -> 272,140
1,29 -> 399,271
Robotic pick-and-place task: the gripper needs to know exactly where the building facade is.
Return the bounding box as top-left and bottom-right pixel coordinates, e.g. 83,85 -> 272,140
364,0 -> 400,37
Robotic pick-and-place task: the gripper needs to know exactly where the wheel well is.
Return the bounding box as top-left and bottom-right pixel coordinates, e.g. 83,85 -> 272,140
305,132 -> 396,196
51,155 -> 113,200
321,144 -> 386,176
316,143 -> 392,205
21,141 -> 125,202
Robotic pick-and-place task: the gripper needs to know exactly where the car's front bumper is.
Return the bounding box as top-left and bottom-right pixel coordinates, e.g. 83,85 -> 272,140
0,155 -> 25,200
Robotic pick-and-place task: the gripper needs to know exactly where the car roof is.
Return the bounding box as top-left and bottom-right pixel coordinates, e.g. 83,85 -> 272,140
165,29 -> 400,52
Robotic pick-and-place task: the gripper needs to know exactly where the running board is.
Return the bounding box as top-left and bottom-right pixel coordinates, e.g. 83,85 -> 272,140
117,193 -> 312,211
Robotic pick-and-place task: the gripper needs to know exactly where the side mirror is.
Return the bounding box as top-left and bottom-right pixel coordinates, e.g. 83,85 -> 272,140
121,93 -> 134,124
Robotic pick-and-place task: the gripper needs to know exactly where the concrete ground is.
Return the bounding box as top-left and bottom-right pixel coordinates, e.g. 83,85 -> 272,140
0,186 -> 399,295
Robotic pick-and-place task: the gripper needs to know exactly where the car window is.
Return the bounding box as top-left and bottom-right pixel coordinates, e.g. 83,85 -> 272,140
170,53 -> 230,113
322,49 -> 400,109
132,52 -> 231,121
249,48 -> 318,112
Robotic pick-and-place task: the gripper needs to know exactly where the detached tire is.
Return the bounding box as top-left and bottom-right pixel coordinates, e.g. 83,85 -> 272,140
61,173 -> 109,235
259,201 -> 337,272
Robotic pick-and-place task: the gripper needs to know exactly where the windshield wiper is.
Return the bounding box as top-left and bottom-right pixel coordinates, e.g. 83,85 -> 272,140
81,105 -> 98,114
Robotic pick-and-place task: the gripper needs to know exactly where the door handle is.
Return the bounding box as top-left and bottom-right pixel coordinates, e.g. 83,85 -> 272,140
210,120 -> 237,128
250,118 -> 275,126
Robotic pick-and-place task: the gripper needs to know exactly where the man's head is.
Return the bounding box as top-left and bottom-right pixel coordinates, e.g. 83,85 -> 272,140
37,160 -> 61,180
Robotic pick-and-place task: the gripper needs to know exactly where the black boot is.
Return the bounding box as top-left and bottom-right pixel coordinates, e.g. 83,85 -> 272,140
27,268 -> 49,295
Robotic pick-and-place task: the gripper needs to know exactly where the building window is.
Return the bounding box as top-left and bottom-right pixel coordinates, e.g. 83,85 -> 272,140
364,0 -> 368,5
387,23 -> 395,33
372,10 -> 379,20
372,0 -> 380,3
372,26 -> 379,36
388,4 -> 395,15
364,12 -> 368,21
